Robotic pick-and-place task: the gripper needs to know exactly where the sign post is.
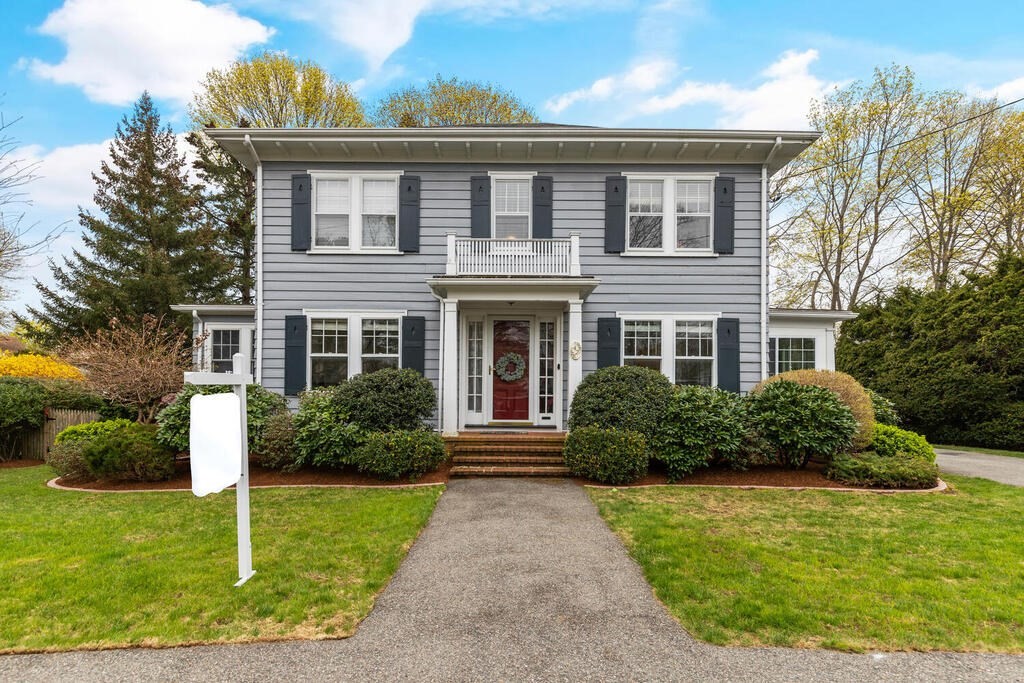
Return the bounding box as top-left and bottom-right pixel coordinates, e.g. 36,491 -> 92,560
185,352 -> 255,587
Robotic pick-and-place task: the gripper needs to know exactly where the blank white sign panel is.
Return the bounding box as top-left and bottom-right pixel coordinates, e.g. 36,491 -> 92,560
190,393 -> 243,497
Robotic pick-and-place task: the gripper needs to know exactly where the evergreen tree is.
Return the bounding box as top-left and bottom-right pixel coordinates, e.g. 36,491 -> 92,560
20,93 -> 225,345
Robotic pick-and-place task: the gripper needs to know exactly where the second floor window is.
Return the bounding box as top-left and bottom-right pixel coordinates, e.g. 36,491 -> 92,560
493,177 -> 531,240
312,174 -> 398,251
626,176 -> 715,254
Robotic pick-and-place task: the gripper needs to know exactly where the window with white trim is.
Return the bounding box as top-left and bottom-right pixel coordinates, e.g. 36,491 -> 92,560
312,174 -> 398,251
310,319 -> 348,387
210,329 -> 240,373
626,176 -> 714,254
361,318 -> 400,373
776,337 -> 816,374
493,177 -> 531,240
675,320 -> 714,386
623,320 -> 662,371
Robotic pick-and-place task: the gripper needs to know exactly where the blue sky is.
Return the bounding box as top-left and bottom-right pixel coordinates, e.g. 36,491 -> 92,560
3,0 -> 1024,321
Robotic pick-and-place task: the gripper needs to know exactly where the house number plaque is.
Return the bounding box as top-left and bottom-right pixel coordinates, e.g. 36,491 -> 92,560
570,341 -> 582,360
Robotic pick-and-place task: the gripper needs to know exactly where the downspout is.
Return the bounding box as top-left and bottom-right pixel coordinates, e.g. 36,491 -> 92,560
243,134 -> 263,384
760,164 -> 769,380
191,309 -> 205,371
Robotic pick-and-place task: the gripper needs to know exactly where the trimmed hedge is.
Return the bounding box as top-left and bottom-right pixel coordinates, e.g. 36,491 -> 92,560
333,368 -> 436,432
656,386 -> 747,481
827,452 -> 939,489
568,366 -> 674,444
351,430 -> 447,480
748,380 -> 858,468
81,423 -> 176,481
871,424 -> 935,463
54,418 -> 134,445
563,426 -> 649,485
156,383 -> 287,453
45,440 -> 90,480
255,411 -> 300,471
293,388 -> 364,468
756,369 -> 875,451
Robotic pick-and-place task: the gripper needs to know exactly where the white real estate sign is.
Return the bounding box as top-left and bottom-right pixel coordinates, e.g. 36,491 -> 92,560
185,353 -> 256,587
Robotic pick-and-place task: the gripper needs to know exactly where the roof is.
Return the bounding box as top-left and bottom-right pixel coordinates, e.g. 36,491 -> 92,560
769,308 -> 858,323
171,304 -> 256,317
205,125 -> 820,176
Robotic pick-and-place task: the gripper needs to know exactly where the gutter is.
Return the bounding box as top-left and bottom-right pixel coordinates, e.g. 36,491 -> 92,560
244,134 -> 263,384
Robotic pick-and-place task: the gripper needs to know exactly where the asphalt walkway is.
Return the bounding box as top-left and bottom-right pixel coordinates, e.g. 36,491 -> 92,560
936,449 -> 1024,487
2,478 -> 1021,681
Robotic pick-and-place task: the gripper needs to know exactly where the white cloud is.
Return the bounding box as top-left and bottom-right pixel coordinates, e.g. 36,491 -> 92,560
545,59 -> 677,114
15,140 -> 110,214
637,49 -> 843,129
27,0 -> 273,106
971,76 -> 1024,102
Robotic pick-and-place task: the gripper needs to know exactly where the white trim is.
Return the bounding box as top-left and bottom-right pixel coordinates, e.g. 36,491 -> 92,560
622,174 -> 716,256
623,172 -> 719,179
203,324 -> 255,374
618,314 -> 720,387
245,135 -> 264,384
304,311 -> 405,389
489,172 -> 534,240
760,164 -> 769,380
487,170 -> 538,177
307,171 -> 402,254
615,311 -> 722,320
302,308 -> 408,317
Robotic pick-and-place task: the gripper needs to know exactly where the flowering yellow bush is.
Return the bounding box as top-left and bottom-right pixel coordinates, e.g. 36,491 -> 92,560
0,352 -> 84,381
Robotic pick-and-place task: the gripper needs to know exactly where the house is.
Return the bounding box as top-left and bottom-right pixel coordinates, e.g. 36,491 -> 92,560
176,125 -> 852,436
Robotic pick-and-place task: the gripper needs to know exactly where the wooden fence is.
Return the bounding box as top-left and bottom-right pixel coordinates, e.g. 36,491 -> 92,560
16,408 -> 100,460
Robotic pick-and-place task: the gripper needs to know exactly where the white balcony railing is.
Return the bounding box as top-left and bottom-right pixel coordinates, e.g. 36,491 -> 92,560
445,234 -> 581,277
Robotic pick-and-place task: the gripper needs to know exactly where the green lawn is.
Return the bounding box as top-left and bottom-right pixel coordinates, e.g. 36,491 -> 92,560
0,465 -> 441,653
934,444 -> 1024,459
589,476 -> 1024,652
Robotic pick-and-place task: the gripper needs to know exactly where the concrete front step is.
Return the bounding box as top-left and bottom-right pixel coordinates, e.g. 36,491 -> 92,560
452,454 -> 565,466
450,464 -> 572,478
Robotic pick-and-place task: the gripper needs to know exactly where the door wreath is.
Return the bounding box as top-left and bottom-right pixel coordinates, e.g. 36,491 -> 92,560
494,352 -> 526,382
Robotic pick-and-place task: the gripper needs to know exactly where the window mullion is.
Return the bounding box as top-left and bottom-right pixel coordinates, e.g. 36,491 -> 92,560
663,180 -> 673,253
351,177 -> 361,251
662,316 -> 674,382
348,315 -> 361,377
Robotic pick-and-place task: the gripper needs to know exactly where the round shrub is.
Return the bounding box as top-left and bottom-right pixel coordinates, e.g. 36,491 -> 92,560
351,430 -> 447,480
656,386 -> 747,481
568,366 -> 674,443
293,388 -> 364,468
54,418 -> 135,445
871,424 -> 935,463
333,368 -> 436,431
826,452 -> 939,489
865,387 -> 900,426
81,423 -> 175,481
156,383 -> 287,453
747,380 -> 858,468
563,426 -> 649,485
45,440 -> 90,480
756,369 -> 875,451
255,410 -> 300,472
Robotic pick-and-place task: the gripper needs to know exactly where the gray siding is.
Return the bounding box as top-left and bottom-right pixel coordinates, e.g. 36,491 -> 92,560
259,162 -> 764,407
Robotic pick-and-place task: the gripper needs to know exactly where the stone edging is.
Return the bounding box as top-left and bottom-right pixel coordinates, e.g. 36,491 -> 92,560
585,478 -> 949,494
46,478 -> 445,494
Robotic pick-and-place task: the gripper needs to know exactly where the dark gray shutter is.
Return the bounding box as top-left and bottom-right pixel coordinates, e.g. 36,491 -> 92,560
597,317 -> 622,369
398,175 -> 420,253
768,337 -> 777,377
470,175 -> 490,238
284,315 -> 307,395
401,316 -> 425,375
532,175 -> 553,238
291,174 -> 312,251
713,176 -> 735,255
717,317 -> 740,392
605,176 -> 626,253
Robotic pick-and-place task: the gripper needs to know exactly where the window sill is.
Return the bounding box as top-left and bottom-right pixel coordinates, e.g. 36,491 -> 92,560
621,250 -> 718,258
307,248 -> 402,255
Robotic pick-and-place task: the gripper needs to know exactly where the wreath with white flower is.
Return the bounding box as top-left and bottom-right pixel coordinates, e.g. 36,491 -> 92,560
494,352 -> 526,382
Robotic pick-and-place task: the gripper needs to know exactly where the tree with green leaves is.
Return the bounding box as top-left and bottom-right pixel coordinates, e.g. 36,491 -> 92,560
21,93 -> 223,346
372,75 -> 537,127
188,52 -> 367,304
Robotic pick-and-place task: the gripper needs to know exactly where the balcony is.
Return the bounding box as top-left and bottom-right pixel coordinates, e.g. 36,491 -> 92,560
445,234 -> 581,277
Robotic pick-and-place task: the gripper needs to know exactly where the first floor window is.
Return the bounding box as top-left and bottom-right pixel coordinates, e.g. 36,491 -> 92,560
675,321 -> 714,386
361,318 -> 400,373
623,320 -> 662,370
776,337 -> 815,373
210,329 -> 240,373
310,319 -> 348,387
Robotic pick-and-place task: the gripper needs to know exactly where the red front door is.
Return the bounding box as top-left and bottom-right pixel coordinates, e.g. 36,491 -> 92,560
492,320 -> 530,421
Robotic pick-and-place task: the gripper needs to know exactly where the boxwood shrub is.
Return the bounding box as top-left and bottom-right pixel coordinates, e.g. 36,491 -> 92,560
293,388 -> 364,468
156,383 -> 287,453
568,366 -> 674,445
656,386 -> 747,481
255,410 -> 300,472
45,440 -> 90,480
826,452 -> 939,489
871,424 -> 935,463
747,380 -> 858,468
563,426 -> 649,485
333,368 -> 436,431
81,423 -> 175,481
54,418 -> 135,445
351,429 -> 447,480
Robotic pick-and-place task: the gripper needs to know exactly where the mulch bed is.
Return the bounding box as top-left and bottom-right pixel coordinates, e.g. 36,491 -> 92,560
606,460 -> 858,489
52,458 -> 452,491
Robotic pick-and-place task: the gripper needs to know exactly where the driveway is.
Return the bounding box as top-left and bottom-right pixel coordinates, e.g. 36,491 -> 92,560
2,478 -> 1022,682
936,449 -> 1024,487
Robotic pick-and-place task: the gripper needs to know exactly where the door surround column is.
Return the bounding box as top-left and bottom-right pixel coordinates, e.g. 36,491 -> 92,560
441,298 -> 459,436
567,298 -> 583,413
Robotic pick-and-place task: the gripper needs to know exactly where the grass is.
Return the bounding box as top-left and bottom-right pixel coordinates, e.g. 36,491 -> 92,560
0,465 -> 442,653
589,475 -> 1024,652
934,444 -> 1024,459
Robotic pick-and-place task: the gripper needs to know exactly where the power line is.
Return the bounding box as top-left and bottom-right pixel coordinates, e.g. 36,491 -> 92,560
785,95 -> 1024,179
